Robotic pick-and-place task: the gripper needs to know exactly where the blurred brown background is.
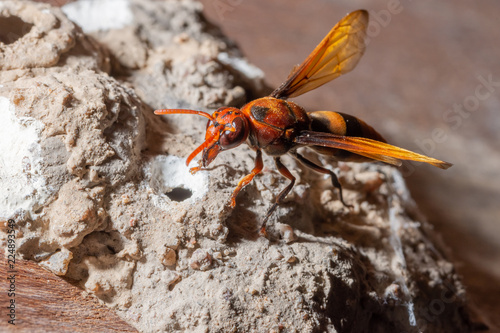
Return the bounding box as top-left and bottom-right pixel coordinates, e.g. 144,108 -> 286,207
31,0 -> 500,330
198,0 -> 500,329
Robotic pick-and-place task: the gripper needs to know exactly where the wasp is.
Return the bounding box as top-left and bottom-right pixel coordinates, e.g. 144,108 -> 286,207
155,10 -> 452,233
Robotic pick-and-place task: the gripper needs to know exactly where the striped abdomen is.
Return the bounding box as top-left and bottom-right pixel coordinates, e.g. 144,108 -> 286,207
308,111 -> 386,162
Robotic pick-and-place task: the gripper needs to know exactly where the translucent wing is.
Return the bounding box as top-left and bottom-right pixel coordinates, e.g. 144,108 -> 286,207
294,131 -> 453,169
271,10 -> 368,99
271,10 -> 369,99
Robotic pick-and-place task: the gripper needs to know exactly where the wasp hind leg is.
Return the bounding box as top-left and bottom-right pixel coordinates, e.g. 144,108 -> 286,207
260,157 -> 296,235
292,152 -> 352,208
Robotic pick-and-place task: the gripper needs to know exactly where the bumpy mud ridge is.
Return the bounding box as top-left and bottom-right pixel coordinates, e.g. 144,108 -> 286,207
0,1 -> 475,332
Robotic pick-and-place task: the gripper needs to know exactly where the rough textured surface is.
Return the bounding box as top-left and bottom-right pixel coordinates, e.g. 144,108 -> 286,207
0,1 -> 480,332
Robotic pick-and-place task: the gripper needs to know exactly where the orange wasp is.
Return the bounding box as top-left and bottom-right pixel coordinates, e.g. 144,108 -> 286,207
155,10 -> 451,232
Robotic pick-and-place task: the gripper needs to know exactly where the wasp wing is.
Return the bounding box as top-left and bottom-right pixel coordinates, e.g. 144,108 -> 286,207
271,10 -> 369,99
294,131 -> 452,169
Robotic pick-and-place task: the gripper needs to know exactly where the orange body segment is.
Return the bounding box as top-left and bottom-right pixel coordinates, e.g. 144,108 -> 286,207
240,97 -> 309,156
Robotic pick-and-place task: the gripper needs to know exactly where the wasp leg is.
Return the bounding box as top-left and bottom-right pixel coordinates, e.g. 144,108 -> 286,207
260,157 -> 296,234
292,152 -> 351,208
189,159 -> 203,174
230,149 -> 263,208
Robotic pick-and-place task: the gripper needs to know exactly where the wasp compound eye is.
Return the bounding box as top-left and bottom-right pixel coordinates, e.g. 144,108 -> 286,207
219,117 -> 248,150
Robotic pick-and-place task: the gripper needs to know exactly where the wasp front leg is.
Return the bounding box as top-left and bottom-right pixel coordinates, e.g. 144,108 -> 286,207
189,159 -> 203,174
230,149 -> 263,207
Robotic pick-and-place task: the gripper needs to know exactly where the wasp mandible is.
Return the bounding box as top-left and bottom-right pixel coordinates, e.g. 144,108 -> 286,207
155,10 -> 452,232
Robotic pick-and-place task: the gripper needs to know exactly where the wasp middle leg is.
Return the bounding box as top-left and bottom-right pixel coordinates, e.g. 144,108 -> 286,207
260,157 -> 296,234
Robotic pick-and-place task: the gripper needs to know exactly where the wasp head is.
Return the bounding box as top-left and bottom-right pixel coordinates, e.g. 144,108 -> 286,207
200,107 -> 249,168
154,106 -> 250,172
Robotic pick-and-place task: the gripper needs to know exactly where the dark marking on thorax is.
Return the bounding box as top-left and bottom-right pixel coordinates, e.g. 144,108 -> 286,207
250,105 -> 270,122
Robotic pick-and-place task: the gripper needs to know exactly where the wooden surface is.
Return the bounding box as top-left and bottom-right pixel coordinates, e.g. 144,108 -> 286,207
0,251 -> 138,333
199,0 -> 500,330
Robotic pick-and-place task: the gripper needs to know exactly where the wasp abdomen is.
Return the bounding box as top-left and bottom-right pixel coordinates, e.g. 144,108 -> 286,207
308,111 -> 386,161
308,111 -> 384,140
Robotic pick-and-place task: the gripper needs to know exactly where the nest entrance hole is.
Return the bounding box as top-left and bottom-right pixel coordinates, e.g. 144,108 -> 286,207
165,188 -> 193,202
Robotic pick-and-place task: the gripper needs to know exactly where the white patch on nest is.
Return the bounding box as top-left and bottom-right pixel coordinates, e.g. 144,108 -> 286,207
62,0 -> 134,33
147,155 -> 209,207
0,97 -> 50,219
387,171 -> 418,327
217,52 -> 265,91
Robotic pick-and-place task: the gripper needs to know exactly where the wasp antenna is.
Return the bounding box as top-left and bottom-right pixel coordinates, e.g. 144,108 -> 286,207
154,109 -> 214,121
185,133 -> 220,166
